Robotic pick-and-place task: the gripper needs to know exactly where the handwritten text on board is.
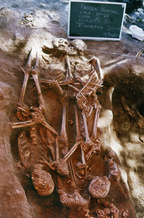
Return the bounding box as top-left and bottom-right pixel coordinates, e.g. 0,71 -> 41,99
68,1 -> 126,40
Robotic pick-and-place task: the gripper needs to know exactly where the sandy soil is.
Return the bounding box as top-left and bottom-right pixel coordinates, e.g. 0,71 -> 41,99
0,1 -> 144,218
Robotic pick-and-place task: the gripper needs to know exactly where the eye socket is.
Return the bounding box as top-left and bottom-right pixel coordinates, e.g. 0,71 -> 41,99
22,111 -> 26,115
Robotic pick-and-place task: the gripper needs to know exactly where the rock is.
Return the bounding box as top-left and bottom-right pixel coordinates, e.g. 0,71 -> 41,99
129,25 -> 144,41
107,0 -> 143,13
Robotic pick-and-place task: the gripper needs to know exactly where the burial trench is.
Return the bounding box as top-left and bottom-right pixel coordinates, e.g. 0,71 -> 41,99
1,43 -> 141,218
0,0 -> 144,217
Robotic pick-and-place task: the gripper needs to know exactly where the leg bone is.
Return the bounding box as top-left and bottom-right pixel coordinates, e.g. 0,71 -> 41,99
90,107 -> 101,141
80,143 -> 87,178
82,110 -> 94,149
74,105 -> 83,142
63,141 -> 81,161
18,50 -> 32,106
59,103 -> 69,155
74,105 -> 87,177
31,52 -> 45,114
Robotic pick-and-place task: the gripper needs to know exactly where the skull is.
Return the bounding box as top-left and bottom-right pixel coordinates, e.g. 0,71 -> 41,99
70,39 -> 87,54
52,38 -> 69,54
32,166 -> 54,196
89,176 -> 111,198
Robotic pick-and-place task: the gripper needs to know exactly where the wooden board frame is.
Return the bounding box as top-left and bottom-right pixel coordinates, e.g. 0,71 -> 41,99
68,0 -> 126,41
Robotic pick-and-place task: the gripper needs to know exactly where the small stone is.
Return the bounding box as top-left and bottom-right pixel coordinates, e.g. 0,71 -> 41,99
137,8 -> 143,13
6,192 -> 11,197
134,12 -> 140,17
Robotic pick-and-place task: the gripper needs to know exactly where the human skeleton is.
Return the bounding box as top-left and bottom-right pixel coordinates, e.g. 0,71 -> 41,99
12,38 -> 127,217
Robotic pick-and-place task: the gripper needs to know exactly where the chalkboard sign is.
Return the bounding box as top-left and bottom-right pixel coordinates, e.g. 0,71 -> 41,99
68,1 -> 126,40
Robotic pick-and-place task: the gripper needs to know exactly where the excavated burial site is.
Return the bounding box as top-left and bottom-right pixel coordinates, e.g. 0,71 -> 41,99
0,41 -> 144,218
0,3 -> 144,217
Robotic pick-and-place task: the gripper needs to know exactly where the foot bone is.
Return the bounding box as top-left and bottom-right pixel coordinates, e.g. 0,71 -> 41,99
12,108 -> 58,136
58,189 -> 88,208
